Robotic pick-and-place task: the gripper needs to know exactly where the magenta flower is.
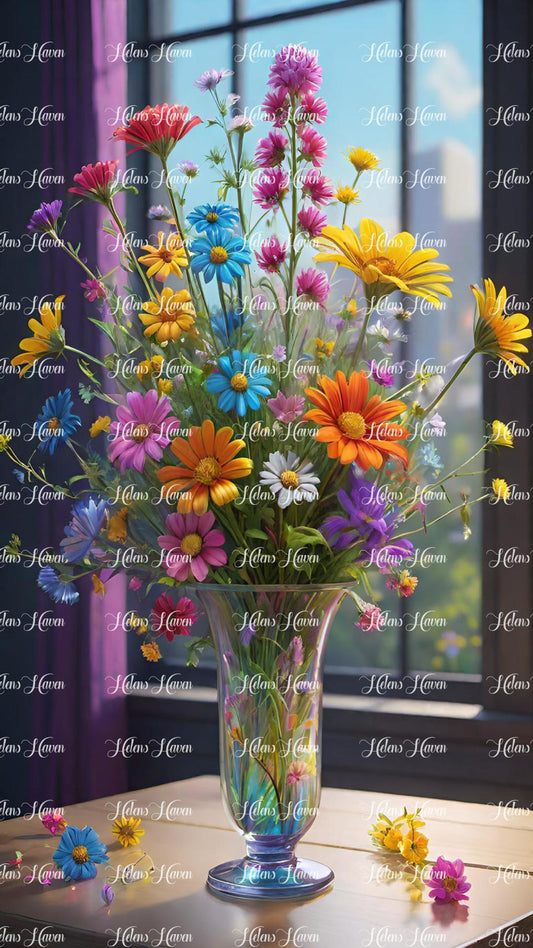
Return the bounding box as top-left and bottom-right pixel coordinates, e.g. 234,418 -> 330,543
41,811 -> 67,836
255,130 -> 288,168
101,883 -> 115,905
299,126 -> 327,167
358,605 -> 385,633
157,511 -> 227,583
262,89 -> 290,128
129,576 -> 142,591
297,93 -> 328,125
297,205 -> 327,238
287,761 -> 311,786
425,857 -> 471,904
296,268 -> 330,309
268,45 -> 322,98
69,160 -> 120,203
81,278 -> 105,302
255,235 -> 287,272
368,360 -> 396,388
268,391 -> 306,423
108,391 -> 179,474
151,593 -> 199,642
194,68 -> 233,92
253,167 -> 290,209
301,170 -> 335,206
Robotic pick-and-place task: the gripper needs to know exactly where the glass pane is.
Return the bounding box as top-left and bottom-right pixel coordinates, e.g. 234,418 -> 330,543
149,0 -> 231,37
245,0 -> 334,15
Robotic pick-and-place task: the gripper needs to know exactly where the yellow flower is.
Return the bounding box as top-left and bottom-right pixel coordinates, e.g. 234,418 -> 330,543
139,286 -> 195,342
89,415 -> 111,438
470,634 -> 482,647
108,506 -> 128,541
313,337 -> 335,359
136,359 -> 152,383
139,232 -> 188,283
315,219 -> 453,307
111,816 -> 145,848
346,147 -> 380,172
0,433 -> 12,452
335,185 -> 360,205
400,831 -> 429,865
151,355 -> 165,374
11,295 -> 66,377
158,378 -> 173,396
472,279 -> 531,375
491,420 -> 513,448
141,642 -> 161,662
91,574 -> 106,597
382,827 -> 403,851
431,656 -> 444,670
346,299 -> 358,318
492,478 -> 510,502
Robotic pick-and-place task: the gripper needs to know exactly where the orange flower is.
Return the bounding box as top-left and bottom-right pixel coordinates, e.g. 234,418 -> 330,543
141,642 -> 161,662
138,232 -> 188,283
158,419 -> 253,514
305,370 -> 409,469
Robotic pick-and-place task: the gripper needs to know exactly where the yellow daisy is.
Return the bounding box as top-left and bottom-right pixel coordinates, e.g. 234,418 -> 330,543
345,147 -> 380,172
335,185 -> 360,205
141,642 -> 161,662
472,279 -> 531,375
11,295 -> 66,377
492,478 -> 510,502
111,816 -> 145,848
490,420 -> 513,448
400,831 -> 429,866
139,232 -> 188,283
89,415 -> 111,438
139,286 -> 195,342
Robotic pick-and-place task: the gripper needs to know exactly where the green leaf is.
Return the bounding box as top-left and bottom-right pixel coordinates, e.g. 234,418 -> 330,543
246,528 -> 269,541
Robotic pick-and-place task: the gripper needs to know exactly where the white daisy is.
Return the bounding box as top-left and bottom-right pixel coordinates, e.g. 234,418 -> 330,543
259,451 -> 319,509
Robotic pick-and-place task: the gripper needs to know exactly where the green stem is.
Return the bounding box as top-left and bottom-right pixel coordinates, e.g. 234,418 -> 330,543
108,200 -> 156,301
424,348 -> 477,416
64,345 -> 108,372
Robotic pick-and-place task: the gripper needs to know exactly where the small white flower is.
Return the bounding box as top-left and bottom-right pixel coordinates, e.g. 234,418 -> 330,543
259,451 -> 319,509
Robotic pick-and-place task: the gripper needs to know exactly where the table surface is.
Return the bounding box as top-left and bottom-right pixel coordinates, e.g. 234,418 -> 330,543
0,776 -> 532,948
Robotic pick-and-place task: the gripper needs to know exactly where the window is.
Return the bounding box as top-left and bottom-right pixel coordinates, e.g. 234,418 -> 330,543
128,0 -> 486,700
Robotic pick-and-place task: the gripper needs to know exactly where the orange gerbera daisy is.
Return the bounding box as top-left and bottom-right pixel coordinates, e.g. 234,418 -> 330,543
304,370 -> 409,469
139,231 -> 188,283
11,294 -> 65,377
158,419 -> 253,514
472,279 -> 531,375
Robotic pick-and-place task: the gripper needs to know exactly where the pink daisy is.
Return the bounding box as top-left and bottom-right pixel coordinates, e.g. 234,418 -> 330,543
300,170 -> 335,205
268,45 -> 322,98
262,89 -> 290,128
297,205 -> 328,239
296,268 -> 330,308
253,167 -> 290,210
425,857 -> 471,904
287,761 -> 311,786
297,92 -> 328,125
255,130 -> 288,168
267,391 -> 306,423
108,390 -> 179,474
151,592 -> 199,642
69,160 -> 119,202
298,126 -> 327,167
255,235 -> 287,272
157,510 -> 227,583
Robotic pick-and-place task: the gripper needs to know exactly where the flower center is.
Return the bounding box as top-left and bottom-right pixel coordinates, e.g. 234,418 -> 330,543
206,211 -> 219,222
160,248 -> 174,262
368,255 -> 397,276
280,469 -> 299,489
47,417 -> 60,432
231,372 -> 248,392
194,456 -> 221,485
443,876 -> 458,893
72,845 -> 89,864
132,423 -> 151,442
337,411 -> 366,440
181,532 -> 203,557
210,246 -> 229,264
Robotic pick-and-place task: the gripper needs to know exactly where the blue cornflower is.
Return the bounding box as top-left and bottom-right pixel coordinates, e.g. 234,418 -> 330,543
211,308 -> 248,346
419,442 -> 442,475
60,496 -> 109,563
35,389 -> 81,455
187,202 -> 239,233
53,825 -> 108,881
206,349 -> 273,415
190,227 -> 252,284
38,566 -> 79,605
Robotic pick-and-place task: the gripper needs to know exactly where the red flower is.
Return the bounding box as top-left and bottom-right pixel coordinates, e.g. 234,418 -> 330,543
69,160 -> 120,203
150,593 -> 199,642
113,104 -> 202,160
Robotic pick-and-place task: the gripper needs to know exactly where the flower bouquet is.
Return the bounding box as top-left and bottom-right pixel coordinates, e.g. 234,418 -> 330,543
5,45 -> 529,899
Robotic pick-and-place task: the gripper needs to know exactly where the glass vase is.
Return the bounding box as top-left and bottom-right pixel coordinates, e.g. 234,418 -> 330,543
197,583 -> 348,900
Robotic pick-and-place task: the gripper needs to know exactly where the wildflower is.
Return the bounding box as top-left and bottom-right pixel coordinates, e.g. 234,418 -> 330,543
300,170 -> 335,205
287,761 -> 311,785
194,68 -> 233,92
206,350 -> 272,416
157,510 -> 227,582
252,166 -> 290,210
111,816 -> 145,848
38,566 -> 79,605
178,161 -> 199,178
472,279 -> 531,375
358,605 -> 385,633
12,294 -> 65,377
60,496 -> 108,563
35,389 -> 81,455
436,631 -> 466,657
367,360 -> 395,387
91,574 -> 106,597
69,160 -> 121,204
492,478 -> 510,502
314,337 -> 335,359
335,185 -> 360,205
211,307 -> 247,346
158,378 -> 173,396
187,202 -> 239,233
491,420 -> 513,447
259,451 -> 319,508
148,204 -> 171,220
140,286 -> 195,343
151,593 -> 199,641
255,130 -> 288,168
297,92 -> 328,125
427,412 -> 446,435
296,268 -> 330,309
108,391 -> 179,474
190,227 -> 251,283
141,642 -> 161,662
107,507 -> 128,542
255,235 -> 287,273
101,884 -> 115,905
129,576 -> 142,591
425,857 -> 470,903
41,811 -> 67,836
272,345 -> 286,363
89,415 -> 111,438
139,232 -> 188,283
81,278 -> 105,302
299,126 -> 327,166
268,391 -> 305,423
400,831 -> 429,866
297,205 -> 327,238
228,114 -> 254,134
346,147 -> 380,172
27,200 -> 62,234
53,826 -> 108,881
268,45 -> 322,98
387,569 -> 418,597
261,88 -> 290,127
113,104 -> 202,159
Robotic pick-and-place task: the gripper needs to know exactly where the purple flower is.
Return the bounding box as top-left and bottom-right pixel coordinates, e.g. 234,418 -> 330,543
178,161 -> 199,179
194,68 -> 233,92
321,470 -> 413,565
268,45 -> 322,98
148,204 -> 171,220
240,621 -> 257,646
101,883 -> 115,905
108,390 -> 179,474
425,857 -> 471,903
271,346 -> 286,364
27,200 -> 62,233
428,412 -> 446,435
279,636 -> 305,676
268,391 -> 305,423
368,359 -> 396,388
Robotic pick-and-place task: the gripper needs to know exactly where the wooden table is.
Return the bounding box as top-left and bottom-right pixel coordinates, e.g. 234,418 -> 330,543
0,776 -> 532,947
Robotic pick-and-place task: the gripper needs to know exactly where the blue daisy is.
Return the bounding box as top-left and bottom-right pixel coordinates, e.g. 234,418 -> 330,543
190,227 -> 252,284
187,202 -> 239,233
36,389 -> 81,455
60,496 -> 109,563
206,349 -> 273,416
211,307 -> 249,346
53,825 -> 108,881
38,566 -> 79,605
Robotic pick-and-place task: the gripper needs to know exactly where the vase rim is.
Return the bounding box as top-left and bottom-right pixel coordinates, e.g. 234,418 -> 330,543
183,581 -> 359,593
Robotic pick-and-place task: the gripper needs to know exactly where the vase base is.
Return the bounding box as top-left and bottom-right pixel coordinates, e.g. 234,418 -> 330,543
207,856 -> 334,901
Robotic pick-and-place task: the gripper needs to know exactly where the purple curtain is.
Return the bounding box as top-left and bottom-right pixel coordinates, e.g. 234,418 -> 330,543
32,0 -> 128,804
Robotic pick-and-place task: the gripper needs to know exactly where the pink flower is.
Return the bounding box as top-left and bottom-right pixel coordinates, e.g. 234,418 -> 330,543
357,605 -> 384,633
253,167 -> 290,210
112,104 -> 202,159
129,576 -> 142,591
268,45 -> 322,98
255,130 -> 288,168
300,170 -> 335,205
272,346 -> 286,363
81,278 -> 105,302
255,235 -> 287,272
108,391 -> 179,474
425,857 -> 471,904
287,761 -> 311,785
41,811 -> 68,836
268,391 -> 306,423
69,160 -> 120,203
297,92 -> 328,125
262,89 -> 290,128
297,205 -> 328,238
298,126 -> 327,167
151,593 -> 199,642
157,510 -> 227,583
296,268 -> 330,308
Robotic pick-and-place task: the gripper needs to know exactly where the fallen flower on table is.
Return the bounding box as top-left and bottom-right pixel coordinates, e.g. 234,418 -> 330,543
7,850 -> 23,866
425,856 -> 471,904
53,825 -> 108,881
41,811 -> 68,836
101,883 -> 115,905
111,815 -> 145,848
